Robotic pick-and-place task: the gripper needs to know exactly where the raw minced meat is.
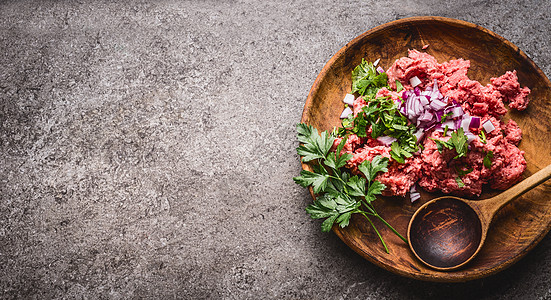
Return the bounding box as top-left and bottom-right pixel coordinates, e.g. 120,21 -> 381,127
334,50 -> 530,197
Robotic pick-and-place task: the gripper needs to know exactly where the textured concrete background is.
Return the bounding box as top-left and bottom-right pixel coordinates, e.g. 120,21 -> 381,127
1,0 -> 550,299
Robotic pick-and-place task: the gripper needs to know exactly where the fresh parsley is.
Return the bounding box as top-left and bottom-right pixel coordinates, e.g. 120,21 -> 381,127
338,96 -> 418,163
483,150 -> 494,168
440,112 -> 453,123
442,125 -> 449,136
390,141 -> 413,164
395,80 -> 404,92
456,166 -> 473,177
294,124 -> 407,253
479,130 -> 487,144
455,177 -> 465,188
351,59 -> 389,97
454,166 -> 472,188
430,128 -> 469,159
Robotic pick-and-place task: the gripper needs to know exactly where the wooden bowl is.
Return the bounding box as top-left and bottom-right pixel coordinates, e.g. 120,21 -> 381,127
301,16 -> 551,282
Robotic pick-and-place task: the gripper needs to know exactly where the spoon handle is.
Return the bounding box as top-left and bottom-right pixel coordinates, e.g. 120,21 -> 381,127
483,163 -> 551,218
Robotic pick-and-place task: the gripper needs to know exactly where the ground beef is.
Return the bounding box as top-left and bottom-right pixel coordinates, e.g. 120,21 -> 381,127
504,119 -> 522,145
418,131 -> 487,196
352,96 -> 367,117
376,156 -> 423,196
386,49 -> 528,118
338,50 -> 529,198
376,87 -> 403,104
491,71 -> 531,110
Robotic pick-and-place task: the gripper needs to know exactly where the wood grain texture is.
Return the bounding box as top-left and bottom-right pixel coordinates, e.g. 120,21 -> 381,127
300,16 -> 551,282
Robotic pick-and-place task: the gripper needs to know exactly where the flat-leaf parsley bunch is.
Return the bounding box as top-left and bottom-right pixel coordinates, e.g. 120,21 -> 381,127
293,124 -> 407,253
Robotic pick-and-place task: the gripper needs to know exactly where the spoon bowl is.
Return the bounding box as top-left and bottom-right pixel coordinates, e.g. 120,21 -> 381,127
409,197 -> 483,270
408,164 -> 551,271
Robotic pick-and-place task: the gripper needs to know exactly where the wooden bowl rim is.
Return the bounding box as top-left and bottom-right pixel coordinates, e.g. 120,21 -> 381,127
301,16 -> 551,282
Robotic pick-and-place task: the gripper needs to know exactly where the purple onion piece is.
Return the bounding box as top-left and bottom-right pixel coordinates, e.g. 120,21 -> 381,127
429,99 -> 447,111
340,107 -> 353,119
451,106 -> 464,118
469,116 -> 480,128
402,90 -> 410,101
482,120 -> 496,133
376,135 -> 397,146
410,192 -> 421,203
466,132 -> 476,144
442,119 -> 456,131
414,129 -> 424,143
461,117 -> 471,132
433,79 -> 439,91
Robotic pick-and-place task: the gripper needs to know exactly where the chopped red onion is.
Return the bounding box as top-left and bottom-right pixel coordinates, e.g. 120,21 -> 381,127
451,106 -> 464,118
402,90 -> 410,101
442,119 -> 456,131
482,120 -> 496,133
343,93 -> 355,105
340,107 -> 353,118
429,99 -> 447,111
461,117 -> 471,132
414,128 -> 424,143
420,95 -> 429,106
469,116 -> 480,128
414,87 -> 421,96
454,118 -> 461,130
435,110 -> 444,121
414,99 -> 424,116
418,110 -> 433,122
466,132 -> 476,144
400,106 -> 406,115
376,135 -> 397,146
410,192 -> 421,203
376,66 -> 385,74
410,76 -> 422,88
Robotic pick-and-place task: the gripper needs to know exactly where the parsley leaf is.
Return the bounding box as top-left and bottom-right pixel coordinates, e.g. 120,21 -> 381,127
358,155 -> 389,182
294,123 -> 407,252
395,80 -> 404,92
346,175 -> 367,197
366,181 -> 386,203
456,166 -> 473,177
441,112 -> 453,123
390,141 -> 413,164
479,130 -> 487,144
351,59 -> 389,97
430,128 -> 469,159
450,128 -> 468,159
296,124 -> 335,162
339,96 -> 418,163
294,170 -> 330,194
483,150 -> 494,168
455,177 -> 465,188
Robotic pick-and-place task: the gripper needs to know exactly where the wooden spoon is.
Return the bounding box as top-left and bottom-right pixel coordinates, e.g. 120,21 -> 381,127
407,164 -> 551,271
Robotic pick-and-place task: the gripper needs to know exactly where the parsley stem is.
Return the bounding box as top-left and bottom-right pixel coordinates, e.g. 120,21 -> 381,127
360,212 -> 389,253
361,201 -> 408,244
373,214 -> 408,244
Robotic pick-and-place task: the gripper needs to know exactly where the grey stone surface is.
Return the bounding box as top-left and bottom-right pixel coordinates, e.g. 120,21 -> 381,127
1,0 -> 550,299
